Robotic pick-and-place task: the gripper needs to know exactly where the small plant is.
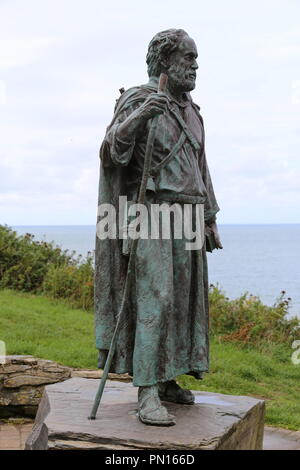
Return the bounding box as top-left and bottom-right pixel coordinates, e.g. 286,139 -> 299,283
42,254 -> 94,310
0,225 -> 74,292
0,225 -> 94,310
209,284 -> 300,349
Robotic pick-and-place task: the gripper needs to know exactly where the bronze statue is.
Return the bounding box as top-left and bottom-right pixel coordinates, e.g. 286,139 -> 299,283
94,29 -> 222,426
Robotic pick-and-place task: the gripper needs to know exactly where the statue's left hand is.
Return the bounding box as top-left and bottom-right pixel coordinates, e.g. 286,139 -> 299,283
210,222 -> 223,249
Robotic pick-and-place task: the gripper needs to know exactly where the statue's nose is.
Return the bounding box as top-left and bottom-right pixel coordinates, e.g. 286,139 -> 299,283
192,60 -> 199,70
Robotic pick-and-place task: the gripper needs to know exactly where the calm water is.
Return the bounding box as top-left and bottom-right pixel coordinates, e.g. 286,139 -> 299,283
13,225 -> 300,317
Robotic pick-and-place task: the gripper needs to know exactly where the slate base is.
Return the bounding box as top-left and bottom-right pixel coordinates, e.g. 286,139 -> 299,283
25,378 -> 265,450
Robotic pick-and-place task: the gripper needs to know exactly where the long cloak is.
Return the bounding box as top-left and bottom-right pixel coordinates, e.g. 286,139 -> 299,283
94,79 -> 220,386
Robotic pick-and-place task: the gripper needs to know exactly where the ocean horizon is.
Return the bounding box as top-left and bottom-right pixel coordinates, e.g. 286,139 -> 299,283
12,224 -> 300,317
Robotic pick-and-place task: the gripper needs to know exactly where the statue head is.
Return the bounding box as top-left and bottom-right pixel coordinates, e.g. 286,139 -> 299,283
146,29 -> 198,94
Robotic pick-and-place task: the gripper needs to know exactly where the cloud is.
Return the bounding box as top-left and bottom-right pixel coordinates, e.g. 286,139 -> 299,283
253,29 -> 300,61
0,37 -> 58,69
0,0 -> 299,224
0,79 -> 6,104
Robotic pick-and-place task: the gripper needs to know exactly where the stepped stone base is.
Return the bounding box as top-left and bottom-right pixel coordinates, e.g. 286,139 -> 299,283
26,377 -> 265,450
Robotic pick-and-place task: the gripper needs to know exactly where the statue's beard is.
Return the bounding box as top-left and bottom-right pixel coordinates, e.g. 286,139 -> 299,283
167,63 -> 196,94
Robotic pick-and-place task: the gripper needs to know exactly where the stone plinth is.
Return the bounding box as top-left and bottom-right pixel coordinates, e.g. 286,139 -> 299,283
26,377 -> 265,450
0,356 -> 71,417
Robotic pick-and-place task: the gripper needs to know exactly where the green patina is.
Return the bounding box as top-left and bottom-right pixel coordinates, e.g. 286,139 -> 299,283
94,29 -> 222,424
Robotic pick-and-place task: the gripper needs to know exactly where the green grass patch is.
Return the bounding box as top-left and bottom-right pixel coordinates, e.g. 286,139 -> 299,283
0,289 -> 96,369
178,338 -> 300,430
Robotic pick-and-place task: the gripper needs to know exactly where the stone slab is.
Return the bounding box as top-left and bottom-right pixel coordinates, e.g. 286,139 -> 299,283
71,369 -> 132,382
26,377 -> 265,450
2,422 -> 299,451
264,427 -> 300,450
0,356 -> 71,418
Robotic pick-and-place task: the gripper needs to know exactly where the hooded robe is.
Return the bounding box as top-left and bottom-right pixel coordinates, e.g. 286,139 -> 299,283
94,77 -> 220,386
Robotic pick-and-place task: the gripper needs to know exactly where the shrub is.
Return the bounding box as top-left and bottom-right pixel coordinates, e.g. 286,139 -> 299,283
0,225 -> 74,292
42,255 -> 94,310
0,225 -> 95,310
209,284 -> 300,348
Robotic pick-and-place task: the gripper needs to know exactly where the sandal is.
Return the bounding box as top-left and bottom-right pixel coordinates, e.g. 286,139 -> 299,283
138,385 -> 176,426
158,380 -> 195,405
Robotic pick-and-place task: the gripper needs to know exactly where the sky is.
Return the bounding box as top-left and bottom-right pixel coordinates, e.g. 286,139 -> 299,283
0,0 -> 299,225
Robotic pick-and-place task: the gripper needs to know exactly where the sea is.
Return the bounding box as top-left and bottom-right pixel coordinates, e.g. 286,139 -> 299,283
13,224 -> 300,317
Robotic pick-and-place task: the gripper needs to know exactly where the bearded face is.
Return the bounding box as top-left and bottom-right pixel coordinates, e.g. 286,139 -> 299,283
167,62 -> 197,93
166,36 -> 198,95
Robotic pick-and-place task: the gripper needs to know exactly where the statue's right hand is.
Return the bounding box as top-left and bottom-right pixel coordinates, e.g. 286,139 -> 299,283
137,92 -> 169,122
117,93 -> 169,142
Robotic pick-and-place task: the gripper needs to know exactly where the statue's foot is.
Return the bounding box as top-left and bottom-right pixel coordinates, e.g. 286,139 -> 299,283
158,380 -> 195,405
138,385 -> 176,426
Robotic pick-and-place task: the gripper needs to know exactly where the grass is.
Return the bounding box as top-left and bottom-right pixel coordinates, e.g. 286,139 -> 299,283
0,289 -> 96,369
1,289 -> 300,430
179,339 -> 300,430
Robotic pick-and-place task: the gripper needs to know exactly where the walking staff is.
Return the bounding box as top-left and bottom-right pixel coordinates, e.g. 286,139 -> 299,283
89,72 -> 168,420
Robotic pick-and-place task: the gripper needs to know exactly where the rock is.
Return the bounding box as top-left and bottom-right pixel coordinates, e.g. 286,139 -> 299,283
3,356 -> 38,366
2,365 -> 32,374
4,375 -> 64,388
26,377 -> 265,450
0,356 -> 71,418
0,385 -> 43,406
71,369 -> 132,382
264,426 -> 300,450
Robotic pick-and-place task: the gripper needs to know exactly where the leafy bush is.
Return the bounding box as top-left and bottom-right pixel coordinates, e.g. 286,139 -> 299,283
0,225 -> 74,292
209,284 -> 300,348
0,225 -> 94,310
42,255 -> 94,310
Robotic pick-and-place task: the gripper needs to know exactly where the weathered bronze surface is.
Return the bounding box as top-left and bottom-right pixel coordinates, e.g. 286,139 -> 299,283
94,29 -> 222,425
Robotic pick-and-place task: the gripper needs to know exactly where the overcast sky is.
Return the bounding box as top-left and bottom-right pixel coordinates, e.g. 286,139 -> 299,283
0,0 -> 299,225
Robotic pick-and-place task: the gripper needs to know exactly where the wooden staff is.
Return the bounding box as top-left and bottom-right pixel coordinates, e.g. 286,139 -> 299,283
89,72 -> 168,420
